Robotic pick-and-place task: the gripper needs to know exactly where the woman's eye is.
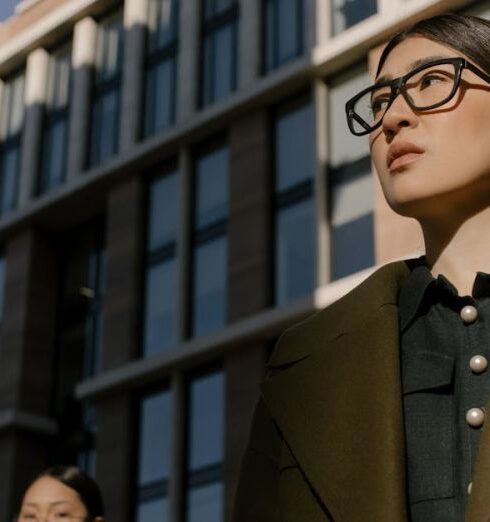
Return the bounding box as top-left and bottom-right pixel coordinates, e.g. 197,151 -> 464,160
371,96 -> 390,115
420,74 -> 446,88
19,515 -> 37,521
53,514 -> 70,520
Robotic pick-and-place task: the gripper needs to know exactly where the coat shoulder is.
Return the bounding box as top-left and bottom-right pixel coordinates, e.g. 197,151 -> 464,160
267,260 -> 413,369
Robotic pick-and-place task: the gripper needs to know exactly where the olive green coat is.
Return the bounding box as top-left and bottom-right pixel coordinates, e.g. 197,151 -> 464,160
232,260 -> 490,522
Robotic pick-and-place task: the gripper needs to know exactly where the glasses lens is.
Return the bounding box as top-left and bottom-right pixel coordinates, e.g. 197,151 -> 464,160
405,62 -> 456,108
348,62 -> 457,135
349,84 -> 391,134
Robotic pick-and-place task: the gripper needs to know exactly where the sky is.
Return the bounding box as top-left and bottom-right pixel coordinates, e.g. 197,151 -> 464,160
0,0 -> 18,23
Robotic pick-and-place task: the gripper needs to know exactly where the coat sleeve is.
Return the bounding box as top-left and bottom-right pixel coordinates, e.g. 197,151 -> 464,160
231,395 -> 283,522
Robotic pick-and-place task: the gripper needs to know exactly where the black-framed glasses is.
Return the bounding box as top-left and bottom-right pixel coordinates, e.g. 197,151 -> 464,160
345,57 -> 490,136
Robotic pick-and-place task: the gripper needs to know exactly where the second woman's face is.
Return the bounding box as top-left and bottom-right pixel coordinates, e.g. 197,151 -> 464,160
370,36 -> 490,221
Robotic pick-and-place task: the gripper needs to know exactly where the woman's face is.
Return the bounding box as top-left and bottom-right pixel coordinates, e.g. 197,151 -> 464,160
18,476 -> 89,521
370,36 -> 490,221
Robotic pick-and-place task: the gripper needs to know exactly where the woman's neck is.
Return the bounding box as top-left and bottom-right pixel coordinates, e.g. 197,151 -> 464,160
422,205 -> 490,296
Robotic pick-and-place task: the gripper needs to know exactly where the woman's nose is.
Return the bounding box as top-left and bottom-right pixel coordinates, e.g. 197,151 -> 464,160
381,92 -> 418,137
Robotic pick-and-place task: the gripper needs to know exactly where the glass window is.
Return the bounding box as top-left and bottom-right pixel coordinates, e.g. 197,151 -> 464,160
144,0 -> 179,138
186,370 -> 224,522
136,389 -> 172,522
200,0 -> 238,107
88,11 -> 123,168
191,143 -> 228,337
263,0 -> 304,73
328,63 -> 374,280
274,96 -> 315,305
0,0 -> 18,22
331,0 -> 377,35
39,43 -> 72,195
0,70 -> 24,216
143,170 -> 180,356
77,402 -> 97,478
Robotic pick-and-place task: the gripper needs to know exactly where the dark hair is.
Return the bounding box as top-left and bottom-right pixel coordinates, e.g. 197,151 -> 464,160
37,466 -> 104,519
376,13 -> 490,78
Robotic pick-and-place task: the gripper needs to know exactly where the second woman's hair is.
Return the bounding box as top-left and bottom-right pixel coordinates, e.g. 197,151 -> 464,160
376,13 -> 490,78
37,466 -> 104,519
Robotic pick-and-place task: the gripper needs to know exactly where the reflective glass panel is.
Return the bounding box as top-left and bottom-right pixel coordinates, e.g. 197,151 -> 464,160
331,213 -> 374,280
187,482 -> 223,522
137,497 -> 169,522
275,199 -> 315,304
41,118 -> 67,192
148,0 -> 178,53
205,0 -> 234,19
1,146 -> 19,213
329,64 -> 374,279
138,390 -> 172,484
275,101 -> 314,192
90,89 -> 118,166
277,0 -> 301,64
47,45 -> 72,111
148,173 -> 179,251
192,237 -> 227,336
0,73 -> 25,140
144,57 -> 175,137
143,258 -> 177,355
96,13 -> 124,82
188,371 -> 224,470
332,0 -> 377,35
0,0 -> 17,22
195,147 -> 228,229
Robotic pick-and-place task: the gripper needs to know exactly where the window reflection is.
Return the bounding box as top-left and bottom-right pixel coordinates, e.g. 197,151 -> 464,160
201,1 -> 238,106
274,95 -> 315,305
144,0 -> 179,138
0,70 -> 24,216
136,389 -> 172,522
191,143 -> 228,337
328,64 -> 374,279
89,11 -> 123,167
331,0 -> 377,35
39,43 -> 72,194
143,169 -> 180,356
263,0 -> 304,72
186,370 -> 224,522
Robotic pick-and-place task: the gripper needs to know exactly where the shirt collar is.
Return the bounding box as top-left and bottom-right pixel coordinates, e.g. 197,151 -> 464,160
398,258 -> 490,332
398,257 -> 435,333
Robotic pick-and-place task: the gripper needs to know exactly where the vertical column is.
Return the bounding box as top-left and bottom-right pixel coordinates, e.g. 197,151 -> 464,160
314,80 -> 330,287
119,0 -> 148,149
18,48 -> 49,206
95,393 -> 134,522
0,228 -> 57,521
177,0 -> 200,122
169,374 -> 185,522
239,0 -> 260,89
224,110 -> 271,521
67,17 -> 98,180
228,110 -> 272,321
102,175 -> 144,369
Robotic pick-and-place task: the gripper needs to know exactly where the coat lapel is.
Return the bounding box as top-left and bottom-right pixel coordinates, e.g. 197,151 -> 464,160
262,261 -> 411,521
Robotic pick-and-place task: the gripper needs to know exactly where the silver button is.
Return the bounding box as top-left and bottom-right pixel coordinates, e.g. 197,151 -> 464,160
466,408 -> 485,428
461,305 -> 478,324
470,355 -> 488,374
468,482 -> 473,495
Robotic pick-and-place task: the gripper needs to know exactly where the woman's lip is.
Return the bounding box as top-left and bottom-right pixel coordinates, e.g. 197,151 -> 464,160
389,152 -> 424,172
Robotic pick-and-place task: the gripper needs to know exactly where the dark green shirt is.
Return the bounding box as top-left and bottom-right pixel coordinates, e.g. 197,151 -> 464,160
399,259 -> 490,522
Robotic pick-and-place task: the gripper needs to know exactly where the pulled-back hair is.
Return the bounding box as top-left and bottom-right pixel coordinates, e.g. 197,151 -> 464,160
38,466 -> 104,520
376,13 -> 490,78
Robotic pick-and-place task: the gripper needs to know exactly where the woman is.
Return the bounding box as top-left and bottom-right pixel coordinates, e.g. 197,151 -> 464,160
16,466 -> 104,522
233,13 -> 490,522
